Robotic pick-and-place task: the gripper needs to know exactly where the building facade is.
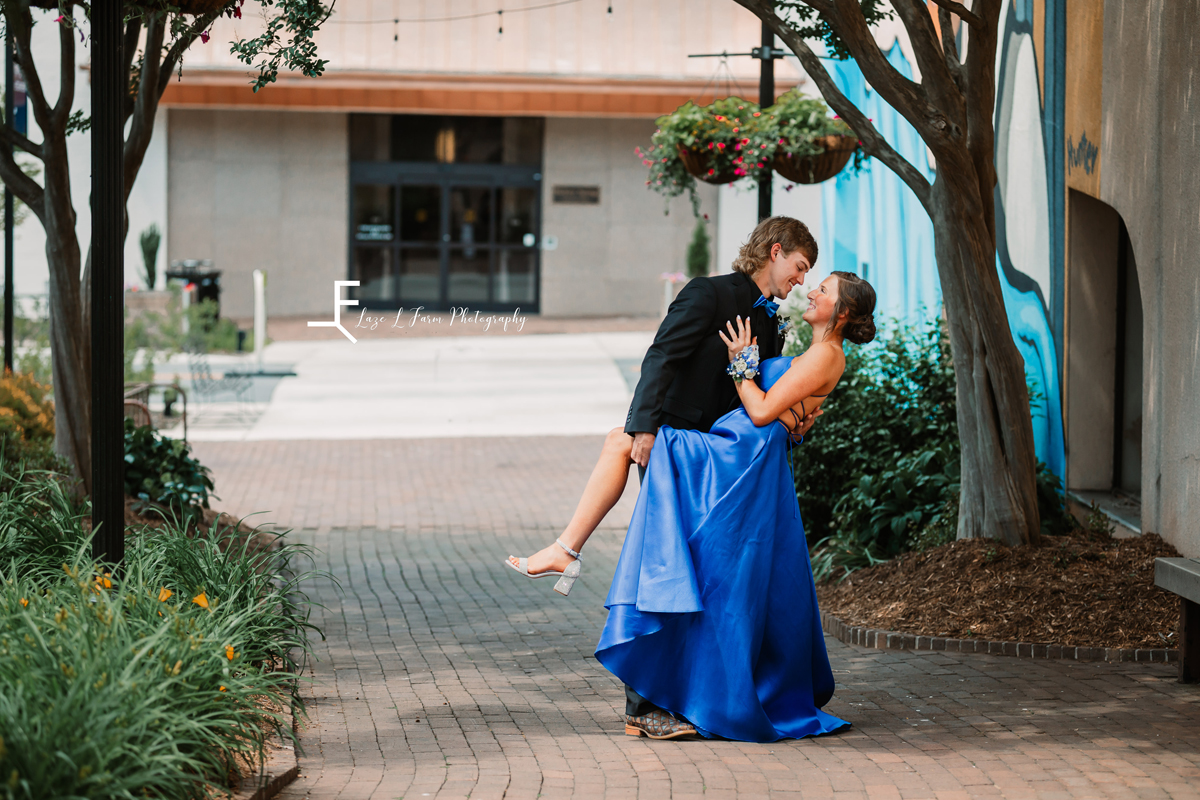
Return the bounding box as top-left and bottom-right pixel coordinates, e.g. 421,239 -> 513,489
155,0 -> 817,320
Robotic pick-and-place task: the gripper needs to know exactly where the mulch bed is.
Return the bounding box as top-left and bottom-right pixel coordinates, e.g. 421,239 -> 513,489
816,529 -> 1182,650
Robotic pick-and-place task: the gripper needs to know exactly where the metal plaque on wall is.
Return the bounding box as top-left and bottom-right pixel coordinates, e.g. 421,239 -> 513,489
552,185 -> 601,204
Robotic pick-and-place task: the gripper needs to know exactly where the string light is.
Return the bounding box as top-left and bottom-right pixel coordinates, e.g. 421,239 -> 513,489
333,0 -> 585,27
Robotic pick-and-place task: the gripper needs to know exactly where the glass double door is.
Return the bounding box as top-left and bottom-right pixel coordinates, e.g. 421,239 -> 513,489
350,166 -> 541,311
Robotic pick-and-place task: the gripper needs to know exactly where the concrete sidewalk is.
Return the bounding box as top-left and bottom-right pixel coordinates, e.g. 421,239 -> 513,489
158,331 -> 652,442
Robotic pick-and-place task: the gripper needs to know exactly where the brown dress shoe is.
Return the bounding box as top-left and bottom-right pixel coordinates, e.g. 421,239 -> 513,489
624,709 -> 697,740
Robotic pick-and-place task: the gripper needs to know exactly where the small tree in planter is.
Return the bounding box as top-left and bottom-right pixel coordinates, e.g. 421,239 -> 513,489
139,224 -> 162,291
685,218 -> 712,278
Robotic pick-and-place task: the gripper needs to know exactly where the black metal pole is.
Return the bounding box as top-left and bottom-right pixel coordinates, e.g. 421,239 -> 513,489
92,0 -> 125,565
757,21 -> 774,221
4,35 -> 13,374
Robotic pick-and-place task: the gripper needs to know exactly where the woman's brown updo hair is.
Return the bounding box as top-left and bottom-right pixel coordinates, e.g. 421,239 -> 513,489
828,270 -> 877,345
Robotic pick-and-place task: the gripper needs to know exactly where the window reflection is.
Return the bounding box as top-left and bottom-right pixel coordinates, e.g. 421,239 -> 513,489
498,188 -> 537,244
352,248 -> 393,300
400,186 -> 441,242
448,248 -> 490,303
354,185 -> 395,242
450,187 -> 493,256
495,250 -> 535,304
398,248 -> 440,302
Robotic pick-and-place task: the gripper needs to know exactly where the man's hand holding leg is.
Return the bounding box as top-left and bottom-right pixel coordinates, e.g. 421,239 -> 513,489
630,432 -> 656,469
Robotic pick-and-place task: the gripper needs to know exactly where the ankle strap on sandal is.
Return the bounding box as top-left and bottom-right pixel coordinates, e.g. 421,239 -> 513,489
555,538 -> 582,561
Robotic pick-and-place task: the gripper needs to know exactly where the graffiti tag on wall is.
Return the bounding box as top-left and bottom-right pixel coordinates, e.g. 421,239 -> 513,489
1067,131 -> 1099,175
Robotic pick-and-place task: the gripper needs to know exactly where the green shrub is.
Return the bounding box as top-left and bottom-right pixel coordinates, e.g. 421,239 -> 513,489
0,372 -> 68,490
123,419 -> 216,513
788,311 -> 1077,579
786,313 -> 957,546
831,440 -> 960,559
0,461 -> 316,800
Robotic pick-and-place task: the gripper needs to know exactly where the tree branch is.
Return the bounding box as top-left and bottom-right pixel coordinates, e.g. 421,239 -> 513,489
124,13 -> 167,198
928,0 -> 983,29
156,9 -> 226,98
890,0 -> 961,107
0,145 -> 45,221
8,2 -> 55,135
122,17 -> 145,124
961,0 -> 1001,249
0,122 -> 44,161
51,4 -> 76,129
938,6 -> 964,90
736,0 -> 932,208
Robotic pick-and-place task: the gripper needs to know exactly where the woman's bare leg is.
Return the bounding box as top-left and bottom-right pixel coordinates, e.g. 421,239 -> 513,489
509,427 -> 634,574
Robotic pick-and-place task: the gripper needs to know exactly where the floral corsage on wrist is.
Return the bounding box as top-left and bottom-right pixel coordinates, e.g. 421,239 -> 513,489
726,344 -> 760,383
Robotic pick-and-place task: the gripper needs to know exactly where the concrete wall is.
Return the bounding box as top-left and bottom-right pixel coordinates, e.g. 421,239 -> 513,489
539,118 -> 717,317
168,109 -> 348,319
1086,0 -> 1200,556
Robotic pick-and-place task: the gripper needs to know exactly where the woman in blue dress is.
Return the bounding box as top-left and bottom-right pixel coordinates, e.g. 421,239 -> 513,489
509,270 -> 877,742
598,270 -> 876,742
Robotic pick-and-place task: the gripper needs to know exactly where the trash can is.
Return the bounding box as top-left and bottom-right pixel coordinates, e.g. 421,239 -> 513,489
166,259 -> 222,318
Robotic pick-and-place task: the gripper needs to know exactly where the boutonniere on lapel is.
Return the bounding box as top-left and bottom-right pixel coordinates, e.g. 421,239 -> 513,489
752,295 -> 792,339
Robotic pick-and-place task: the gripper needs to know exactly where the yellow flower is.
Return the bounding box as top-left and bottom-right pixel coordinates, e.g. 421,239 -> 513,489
191,592 -> 209,609
225,644 -> 235,661
94,572 -> 112,590
157,587 -> 173,602
219,685 -> 227,692
19,598 -> 28,608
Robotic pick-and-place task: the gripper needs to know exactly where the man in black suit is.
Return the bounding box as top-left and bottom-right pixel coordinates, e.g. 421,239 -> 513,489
621,216 -> 820,737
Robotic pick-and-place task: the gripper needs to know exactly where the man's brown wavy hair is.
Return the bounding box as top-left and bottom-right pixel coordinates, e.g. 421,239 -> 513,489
730,216 -> 819,276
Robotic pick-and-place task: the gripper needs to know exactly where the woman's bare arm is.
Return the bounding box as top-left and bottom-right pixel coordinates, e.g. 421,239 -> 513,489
718,316 -> 843,429
734,344 -> 842,426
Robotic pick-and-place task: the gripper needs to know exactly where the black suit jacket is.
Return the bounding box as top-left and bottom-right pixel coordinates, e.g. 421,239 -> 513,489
625,271 -> 784,436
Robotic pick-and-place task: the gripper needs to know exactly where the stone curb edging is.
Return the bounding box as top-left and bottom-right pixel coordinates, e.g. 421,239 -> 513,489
233,705 -> 300,800
820,610 -> 1179,664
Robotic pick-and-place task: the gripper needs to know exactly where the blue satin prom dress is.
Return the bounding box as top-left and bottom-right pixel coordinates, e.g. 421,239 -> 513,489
596,355 -> 850,742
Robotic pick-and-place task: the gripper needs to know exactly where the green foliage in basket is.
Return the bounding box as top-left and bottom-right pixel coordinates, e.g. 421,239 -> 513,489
639,91 -> 860,216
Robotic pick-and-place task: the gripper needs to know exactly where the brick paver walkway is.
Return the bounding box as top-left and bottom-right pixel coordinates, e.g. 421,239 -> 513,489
193,440 -> 1200,800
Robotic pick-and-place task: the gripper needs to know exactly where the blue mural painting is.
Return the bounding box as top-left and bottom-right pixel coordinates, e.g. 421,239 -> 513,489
819,43 -> 939,324
817,22 -> 1066,478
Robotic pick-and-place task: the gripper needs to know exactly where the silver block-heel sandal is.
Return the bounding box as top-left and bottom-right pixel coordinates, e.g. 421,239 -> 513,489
504,538 -> 583,596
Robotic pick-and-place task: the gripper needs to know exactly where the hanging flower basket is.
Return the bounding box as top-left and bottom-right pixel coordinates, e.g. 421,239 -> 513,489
676,145 -> 741,185
773,135 -> 859,184
638,90 -> 864,216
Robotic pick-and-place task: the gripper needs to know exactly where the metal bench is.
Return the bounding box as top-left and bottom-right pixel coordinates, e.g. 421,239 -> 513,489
186,350 -> 253,417
123,382 -> 189,440
1154,557 -> 1200,683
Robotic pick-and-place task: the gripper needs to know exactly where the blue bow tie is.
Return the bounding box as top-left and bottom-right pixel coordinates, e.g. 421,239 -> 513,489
753,295 -> 779,317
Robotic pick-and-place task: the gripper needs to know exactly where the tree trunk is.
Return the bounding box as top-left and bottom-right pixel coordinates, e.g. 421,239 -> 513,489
929,168 -> 1040,547
40,129 -> 92,494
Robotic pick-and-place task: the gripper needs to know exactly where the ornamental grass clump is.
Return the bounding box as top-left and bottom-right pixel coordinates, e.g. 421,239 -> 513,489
0,463 -> 319,799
